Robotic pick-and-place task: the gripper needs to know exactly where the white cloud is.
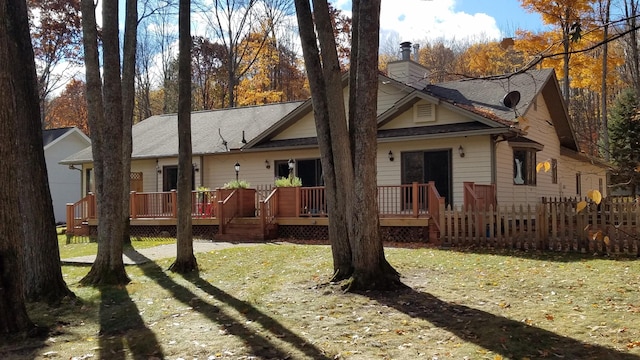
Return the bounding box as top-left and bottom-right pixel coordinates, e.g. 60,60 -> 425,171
380,0 -> 501,44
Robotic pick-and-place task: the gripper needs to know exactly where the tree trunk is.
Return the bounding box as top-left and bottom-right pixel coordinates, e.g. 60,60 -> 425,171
0,0 -> 34,333
121,0 -> 137,245
601,0 -> 611,161
562,7 -> 571,110
10,0 -> 74,303
347,0 -> 401,291
80,0 -> 129,285
170,0 -> 197,273
625,1 -> 640,97
295,0 -> 353,280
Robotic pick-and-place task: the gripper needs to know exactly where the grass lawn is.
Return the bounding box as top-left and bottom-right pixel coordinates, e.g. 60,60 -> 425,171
2,243 -> 640,359
57,234 -> 176,259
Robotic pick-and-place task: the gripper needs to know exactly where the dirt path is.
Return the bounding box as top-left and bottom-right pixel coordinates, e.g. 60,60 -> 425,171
61,240 -> 275,265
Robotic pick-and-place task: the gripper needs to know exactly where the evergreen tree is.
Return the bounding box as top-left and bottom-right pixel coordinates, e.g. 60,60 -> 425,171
608,89 -> 640,195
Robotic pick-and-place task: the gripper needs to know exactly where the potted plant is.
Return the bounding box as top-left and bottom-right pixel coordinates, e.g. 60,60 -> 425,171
217,180 -> 256,217
274,176 -> 302,217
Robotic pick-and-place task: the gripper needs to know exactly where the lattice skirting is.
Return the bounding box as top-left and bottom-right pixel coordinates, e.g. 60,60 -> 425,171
75,225 -> 430,243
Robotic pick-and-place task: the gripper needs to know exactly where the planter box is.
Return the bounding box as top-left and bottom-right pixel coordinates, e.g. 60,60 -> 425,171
217,188 -> 256,217
276,187 -> 300,217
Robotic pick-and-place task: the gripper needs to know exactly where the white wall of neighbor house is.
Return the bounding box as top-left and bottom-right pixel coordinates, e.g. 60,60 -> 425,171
46,133 -> 90,223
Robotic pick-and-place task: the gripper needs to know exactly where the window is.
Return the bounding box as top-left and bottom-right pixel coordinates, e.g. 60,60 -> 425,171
513,149 -> 536,185
576,173 -> 582,195
551,158 -> 558,184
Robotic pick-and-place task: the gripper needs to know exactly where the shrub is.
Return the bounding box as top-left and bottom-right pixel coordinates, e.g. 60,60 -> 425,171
274,176 -> 302,187
222,179 -> 251,189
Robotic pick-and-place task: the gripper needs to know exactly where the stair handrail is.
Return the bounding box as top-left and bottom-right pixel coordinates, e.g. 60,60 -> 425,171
218,189 -> 239,234
260,187 -> 279,232
66,193 -> 96,235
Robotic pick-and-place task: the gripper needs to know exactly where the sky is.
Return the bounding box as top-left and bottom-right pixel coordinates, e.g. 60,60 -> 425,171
335,0 -> 549,47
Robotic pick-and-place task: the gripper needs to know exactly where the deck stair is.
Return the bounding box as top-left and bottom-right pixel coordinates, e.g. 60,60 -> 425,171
215,217 -> 277,242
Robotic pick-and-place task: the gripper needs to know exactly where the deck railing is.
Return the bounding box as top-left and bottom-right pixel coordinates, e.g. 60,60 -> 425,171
260,187 -> 278,231
67,182 -> 442,224
217,189 -> 239,234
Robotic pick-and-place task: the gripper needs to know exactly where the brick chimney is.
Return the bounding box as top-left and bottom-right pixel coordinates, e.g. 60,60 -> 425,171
386,42 -> 431,89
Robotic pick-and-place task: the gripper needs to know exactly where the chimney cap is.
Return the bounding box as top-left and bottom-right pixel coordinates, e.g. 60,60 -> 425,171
400,41 -> 412,48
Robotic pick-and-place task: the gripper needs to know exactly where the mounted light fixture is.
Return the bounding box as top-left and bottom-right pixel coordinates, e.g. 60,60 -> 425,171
388,150 -> 394,162
458,145 -> 465,158
234,162 -> 240,181
68,164 -> 82,171
265,160 -> 271,169
156,165 -> 162,174
193,163 -> 199,172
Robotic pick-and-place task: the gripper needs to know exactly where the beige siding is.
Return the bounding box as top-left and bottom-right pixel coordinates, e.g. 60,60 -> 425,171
272,112 -> 317,140
379,100 -> 471,130
379,136 -> 492,206
377,82 -> 408,115
202,148 -> 322,189
558,155 -> 607,198
274,81 -> 409,141
493,93 -> 606,206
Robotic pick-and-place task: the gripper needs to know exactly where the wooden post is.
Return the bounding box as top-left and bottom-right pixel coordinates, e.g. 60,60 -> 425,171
218,200 -> 225,234
171,190 -> 177,218
412,182 -> 419,217
130,191 -> 137,219
295,186 -> 301,217
65,204 -> 74,243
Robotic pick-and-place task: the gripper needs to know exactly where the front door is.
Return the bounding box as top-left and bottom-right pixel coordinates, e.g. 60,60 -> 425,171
401,150 -> 452,207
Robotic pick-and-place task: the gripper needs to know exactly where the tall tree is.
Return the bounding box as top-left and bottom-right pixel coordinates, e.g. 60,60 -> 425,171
192,36 -> 229,110
45,79 -> 89,134
295,0 -> 401,290
121,0 -> 137,246
169,0 -> 197,273
27,0 -> 83,121
622,0 -> 640,96
608,89 -> 640,195
12,0 -> 75,303
0,0 -> 34,333
203,0 -> 290,108
598,0 -> 611,160
295,0 -> 354,279
520,0 -> 595,109
80,0 -> 129,285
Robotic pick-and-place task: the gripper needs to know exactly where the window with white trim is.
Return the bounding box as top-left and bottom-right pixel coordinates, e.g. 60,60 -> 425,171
513,149 -> 536,185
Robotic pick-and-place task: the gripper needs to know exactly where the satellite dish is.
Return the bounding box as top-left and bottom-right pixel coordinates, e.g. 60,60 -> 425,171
502,91 -> 521,109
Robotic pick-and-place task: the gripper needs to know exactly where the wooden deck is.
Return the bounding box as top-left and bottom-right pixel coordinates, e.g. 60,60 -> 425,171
67,183 -> 444,241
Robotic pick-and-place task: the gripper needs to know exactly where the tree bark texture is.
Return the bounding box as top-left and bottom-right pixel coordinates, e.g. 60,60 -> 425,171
0,0 -> 34,332
294,0 -> 353,280
121,0 -> 137,245
7,0 -> 73,303
348,0 -> 400,290
80,0 -> 129,285
170,0 -> 197,273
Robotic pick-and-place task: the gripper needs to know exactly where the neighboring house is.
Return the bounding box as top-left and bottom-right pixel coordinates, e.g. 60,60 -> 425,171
43,127 -> 91,223
61,44 -> 608,209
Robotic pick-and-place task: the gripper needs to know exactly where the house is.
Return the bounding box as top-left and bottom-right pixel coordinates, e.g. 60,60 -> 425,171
61,43 -> 609,241
43,127 -> 91,223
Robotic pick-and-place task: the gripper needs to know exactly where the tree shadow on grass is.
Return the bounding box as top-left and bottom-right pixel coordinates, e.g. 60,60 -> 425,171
367,287 -> 640,360
130,249 -> 331,360
98,286 -> 164,359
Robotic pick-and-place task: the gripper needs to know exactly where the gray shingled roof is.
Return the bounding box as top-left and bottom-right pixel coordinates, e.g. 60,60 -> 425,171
425,69 -> 554,124
43,127 -> 74,146
62,101 -> 305,163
